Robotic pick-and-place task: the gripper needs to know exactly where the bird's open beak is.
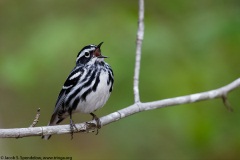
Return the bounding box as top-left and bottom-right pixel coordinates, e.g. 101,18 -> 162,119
93,42 -> 108,58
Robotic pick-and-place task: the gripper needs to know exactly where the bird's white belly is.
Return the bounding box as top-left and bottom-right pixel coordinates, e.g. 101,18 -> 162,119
74,71 -> 111,114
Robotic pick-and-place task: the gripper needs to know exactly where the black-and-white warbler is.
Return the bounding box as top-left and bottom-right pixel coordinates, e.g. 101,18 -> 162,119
42,42 -> 114,140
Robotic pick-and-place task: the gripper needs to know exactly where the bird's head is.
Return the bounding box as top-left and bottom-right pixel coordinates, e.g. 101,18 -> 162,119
76,42 -> 107,65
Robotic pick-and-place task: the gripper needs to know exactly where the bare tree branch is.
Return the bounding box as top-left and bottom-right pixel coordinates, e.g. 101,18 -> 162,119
0,0 -> 239,139
0,78 -> 239,138
133,0 -> 144,103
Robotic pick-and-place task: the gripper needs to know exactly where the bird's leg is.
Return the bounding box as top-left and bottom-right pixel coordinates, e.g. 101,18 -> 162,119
69,111 -> 78,140
90,113 -> 101,135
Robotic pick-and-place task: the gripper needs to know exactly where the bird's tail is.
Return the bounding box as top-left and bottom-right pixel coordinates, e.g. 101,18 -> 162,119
42,113 -> 63,140
41,123 -> 53,140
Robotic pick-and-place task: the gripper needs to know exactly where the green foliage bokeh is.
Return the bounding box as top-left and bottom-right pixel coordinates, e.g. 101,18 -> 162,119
0,0 -> 240,159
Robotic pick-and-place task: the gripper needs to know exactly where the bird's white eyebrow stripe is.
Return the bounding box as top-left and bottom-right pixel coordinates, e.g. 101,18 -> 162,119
81,47 -> 95,55
69,72 -> 81,80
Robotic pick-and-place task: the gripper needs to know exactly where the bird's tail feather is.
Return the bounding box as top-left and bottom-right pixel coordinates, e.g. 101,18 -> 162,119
42,113 -> 63,140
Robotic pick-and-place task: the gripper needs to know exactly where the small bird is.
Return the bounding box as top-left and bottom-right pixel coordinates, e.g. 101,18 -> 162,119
42,42 -> 114,140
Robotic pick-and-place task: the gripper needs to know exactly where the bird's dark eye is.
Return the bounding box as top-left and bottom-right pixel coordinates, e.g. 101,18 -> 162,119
84,52 -> 90,58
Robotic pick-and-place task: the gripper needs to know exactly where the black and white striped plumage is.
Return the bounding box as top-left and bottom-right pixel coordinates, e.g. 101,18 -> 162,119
43,42 -> 114,139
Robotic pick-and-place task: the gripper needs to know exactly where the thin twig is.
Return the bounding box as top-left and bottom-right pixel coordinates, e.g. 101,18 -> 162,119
0,78 -> 239,138
133,0 -> 144,103
29,108 -> 41,127
222,95 -> 233,112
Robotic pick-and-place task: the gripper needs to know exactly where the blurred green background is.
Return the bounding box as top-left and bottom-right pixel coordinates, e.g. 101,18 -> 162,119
0,0 -> 240,159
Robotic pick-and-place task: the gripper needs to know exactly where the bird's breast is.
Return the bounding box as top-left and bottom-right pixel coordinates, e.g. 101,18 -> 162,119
74,69 -> 112,114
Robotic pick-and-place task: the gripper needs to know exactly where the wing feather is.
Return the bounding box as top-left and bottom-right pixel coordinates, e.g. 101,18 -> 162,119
51,66 -> 84,119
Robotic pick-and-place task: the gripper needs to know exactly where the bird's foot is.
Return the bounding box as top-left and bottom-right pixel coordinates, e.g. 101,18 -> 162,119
90,113 -> 101,135
70,119 -> 78,139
